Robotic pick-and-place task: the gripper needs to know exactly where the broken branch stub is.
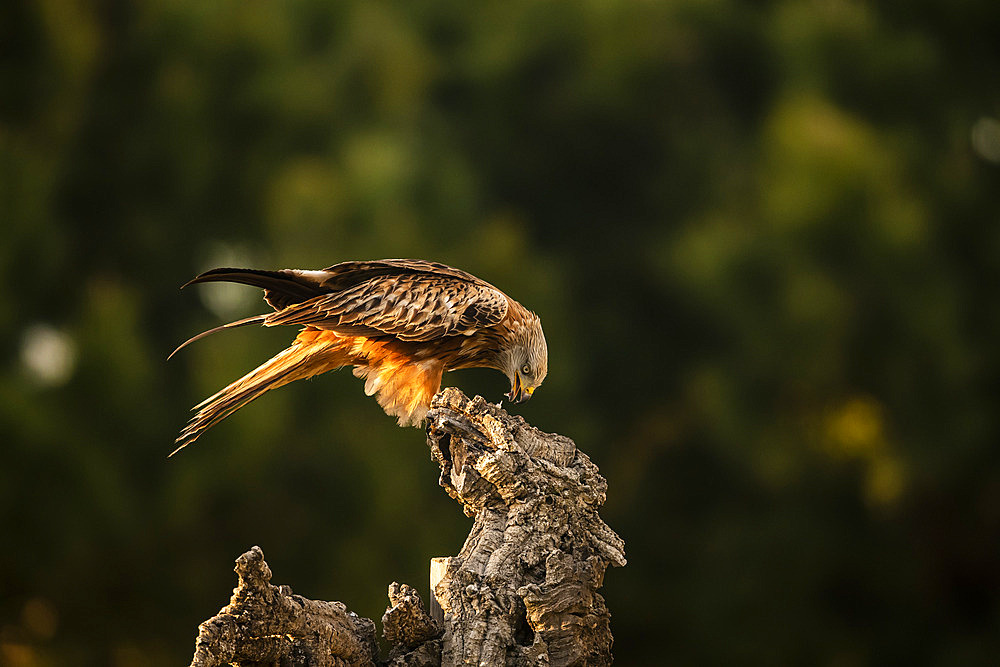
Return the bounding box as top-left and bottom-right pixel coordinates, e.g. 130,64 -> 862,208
425,388 -> 626,666
186,545 -> 445,666
188,546 -> 378,667
382,582 -> 443,666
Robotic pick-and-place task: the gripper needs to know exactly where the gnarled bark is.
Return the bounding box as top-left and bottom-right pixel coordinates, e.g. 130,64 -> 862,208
425,389 -> 626,666
185,389 -> 625,666
188,545 -> 378,667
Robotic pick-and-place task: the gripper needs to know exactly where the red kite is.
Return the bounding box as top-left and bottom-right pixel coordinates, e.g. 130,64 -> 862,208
170,259 -> 547,455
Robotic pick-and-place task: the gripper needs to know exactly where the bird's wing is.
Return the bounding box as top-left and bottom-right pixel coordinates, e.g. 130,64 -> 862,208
182,259 -> 498,311
263,272 -> 509,341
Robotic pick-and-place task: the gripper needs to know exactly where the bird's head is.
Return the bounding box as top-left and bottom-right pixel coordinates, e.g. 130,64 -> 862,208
501,313 -> 548,403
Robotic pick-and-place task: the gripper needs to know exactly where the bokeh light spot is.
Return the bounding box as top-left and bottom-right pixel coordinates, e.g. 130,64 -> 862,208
20,323 -> 77,387
21,598 -> 57,640
971,116 -> 1000,163
826,396 -> 884,456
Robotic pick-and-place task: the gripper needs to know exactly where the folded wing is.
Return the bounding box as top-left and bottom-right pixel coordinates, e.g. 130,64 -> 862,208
264,272 -> 509,341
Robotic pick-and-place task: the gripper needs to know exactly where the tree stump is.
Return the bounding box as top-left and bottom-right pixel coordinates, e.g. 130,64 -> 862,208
184,389 -> 625,666
425,389 -> 626,665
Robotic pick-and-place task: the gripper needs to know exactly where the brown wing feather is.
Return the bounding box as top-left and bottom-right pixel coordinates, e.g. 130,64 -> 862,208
315,259 -> 491,291
263,273 -> 509,341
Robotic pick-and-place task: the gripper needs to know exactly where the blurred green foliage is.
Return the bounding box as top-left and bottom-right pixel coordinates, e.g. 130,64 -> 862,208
3,0 -> 1000,664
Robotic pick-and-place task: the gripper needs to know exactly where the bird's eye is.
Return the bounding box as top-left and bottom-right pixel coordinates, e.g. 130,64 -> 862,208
521,363 -> 531,375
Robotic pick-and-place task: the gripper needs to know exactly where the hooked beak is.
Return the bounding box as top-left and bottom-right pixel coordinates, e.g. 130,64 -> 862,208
505,372 -> 535,404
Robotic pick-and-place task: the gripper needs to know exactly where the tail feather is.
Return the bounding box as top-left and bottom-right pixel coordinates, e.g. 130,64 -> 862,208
167,313 -> 268,360
170,334 -> 348,456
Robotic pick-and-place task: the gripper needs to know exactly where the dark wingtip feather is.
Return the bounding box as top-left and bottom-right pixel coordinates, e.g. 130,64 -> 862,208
179,268 -> 327,307
180,267 -> 259,289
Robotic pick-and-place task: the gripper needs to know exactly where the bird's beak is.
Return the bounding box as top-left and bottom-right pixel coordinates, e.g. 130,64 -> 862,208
505,373 -> 535,403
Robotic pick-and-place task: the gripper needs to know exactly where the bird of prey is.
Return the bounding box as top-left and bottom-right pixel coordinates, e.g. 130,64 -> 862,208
169,259 -> 547,456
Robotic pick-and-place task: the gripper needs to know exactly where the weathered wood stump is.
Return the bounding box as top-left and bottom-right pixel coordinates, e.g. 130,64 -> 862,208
185,389 -> 625,666
425,389 -> 626,665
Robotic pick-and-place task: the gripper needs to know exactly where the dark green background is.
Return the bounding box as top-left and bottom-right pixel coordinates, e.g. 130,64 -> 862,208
3,1 -> 1000,664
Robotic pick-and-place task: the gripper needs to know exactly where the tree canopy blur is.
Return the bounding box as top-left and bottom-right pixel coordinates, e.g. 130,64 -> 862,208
3,0 -> 1000,664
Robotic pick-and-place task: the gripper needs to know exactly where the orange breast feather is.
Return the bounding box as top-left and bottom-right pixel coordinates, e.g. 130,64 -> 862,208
347,336 -> 445,426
